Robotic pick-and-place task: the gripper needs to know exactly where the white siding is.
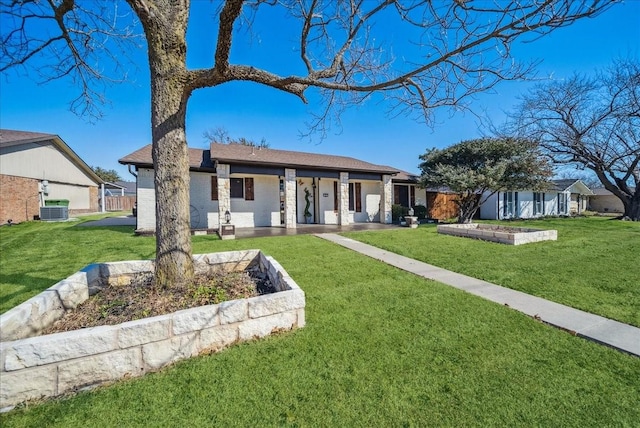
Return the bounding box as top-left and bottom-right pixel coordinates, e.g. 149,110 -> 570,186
0,141 -> 96,186
136,168 -> 155,231
46,183 -> 92,210
227,175 -> 280,228
480,192 -> 499,220
190,172 -> 218,229
319,179 -> 338,225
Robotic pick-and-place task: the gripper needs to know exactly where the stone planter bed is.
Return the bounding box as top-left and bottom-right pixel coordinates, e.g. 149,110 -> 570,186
437,223 -> 557,245
0,250 -> 305,411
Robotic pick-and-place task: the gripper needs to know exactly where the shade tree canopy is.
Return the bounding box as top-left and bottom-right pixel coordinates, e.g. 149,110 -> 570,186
91,166 -> 122,183
506,58 -> 640,221
0,0 -> 615,287
419,137 -> 553,223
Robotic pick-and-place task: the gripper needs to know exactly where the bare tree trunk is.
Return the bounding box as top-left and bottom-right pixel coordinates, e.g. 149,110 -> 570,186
143,1 -> 194,288
624,194 -> 640,221
150,76 -> 194,287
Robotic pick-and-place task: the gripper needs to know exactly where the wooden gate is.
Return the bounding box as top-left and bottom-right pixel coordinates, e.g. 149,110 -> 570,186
104,196 -> 136,212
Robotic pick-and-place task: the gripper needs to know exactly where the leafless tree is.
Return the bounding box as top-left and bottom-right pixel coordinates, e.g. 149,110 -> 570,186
506,58 -> 640,220
1,0 -> 616,287
202,127 -> 269,148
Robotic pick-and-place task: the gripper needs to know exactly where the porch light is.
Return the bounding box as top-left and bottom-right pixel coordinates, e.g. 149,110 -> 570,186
225,210 -> 231,224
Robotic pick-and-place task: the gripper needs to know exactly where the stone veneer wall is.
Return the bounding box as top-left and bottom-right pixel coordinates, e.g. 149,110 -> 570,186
0,250 -> 305,410
437,223 -> 557,245
284,168 -> 297,228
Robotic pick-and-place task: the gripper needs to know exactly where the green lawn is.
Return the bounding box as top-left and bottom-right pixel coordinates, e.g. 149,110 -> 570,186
1,217 -> 639,426
344,216 -> 640,327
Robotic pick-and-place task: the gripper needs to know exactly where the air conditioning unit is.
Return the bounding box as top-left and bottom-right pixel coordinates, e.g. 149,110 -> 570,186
40,206 -> 69,221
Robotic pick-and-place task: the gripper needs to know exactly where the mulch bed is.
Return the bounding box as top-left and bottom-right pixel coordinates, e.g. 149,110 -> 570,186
43,268 -> 275,334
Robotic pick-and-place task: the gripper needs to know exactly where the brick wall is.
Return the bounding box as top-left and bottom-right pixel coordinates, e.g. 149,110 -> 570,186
0,174 -> 40,224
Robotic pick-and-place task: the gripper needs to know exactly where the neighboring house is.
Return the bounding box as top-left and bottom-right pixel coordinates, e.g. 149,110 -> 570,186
589,187 -> 627,214
0,129 -> 103,224
103,181 -> 127,196
115,181 -> 137,196
480,179 -> 593,220
119,143 -> 402,231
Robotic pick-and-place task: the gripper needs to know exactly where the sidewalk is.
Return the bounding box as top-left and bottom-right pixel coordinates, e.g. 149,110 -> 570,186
317,233 -> 640,357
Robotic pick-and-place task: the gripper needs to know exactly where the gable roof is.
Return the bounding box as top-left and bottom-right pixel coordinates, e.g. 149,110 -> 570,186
0,129 -> 103,184
0,129 -> 57,147
551,179 -> 594,195
120,143 -> 399,175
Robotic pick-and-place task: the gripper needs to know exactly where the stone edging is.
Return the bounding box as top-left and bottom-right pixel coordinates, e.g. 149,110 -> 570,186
437,223 -> 557,245
0,250 -> 305,411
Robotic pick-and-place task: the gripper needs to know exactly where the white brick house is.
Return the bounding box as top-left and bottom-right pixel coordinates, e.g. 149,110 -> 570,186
119,143 -> 412,232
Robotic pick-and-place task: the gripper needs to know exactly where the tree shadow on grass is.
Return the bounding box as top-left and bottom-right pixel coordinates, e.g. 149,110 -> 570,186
0,272 -> 60,314
69,225 -> 138,234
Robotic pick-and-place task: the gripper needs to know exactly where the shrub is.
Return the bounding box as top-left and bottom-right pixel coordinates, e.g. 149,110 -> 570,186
413,205 -> 427,220
392,204 -> 409,222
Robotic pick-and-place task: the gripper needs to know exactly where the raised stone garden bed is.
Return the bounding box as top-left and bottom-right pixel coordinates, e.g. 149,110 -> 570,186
437,223 -> 557,245
0,250 -> 305,411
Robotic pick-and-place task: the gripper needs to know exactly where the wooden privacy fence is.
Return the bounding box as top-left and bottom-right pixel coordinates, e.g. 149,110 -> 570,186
104,196 -> 136,212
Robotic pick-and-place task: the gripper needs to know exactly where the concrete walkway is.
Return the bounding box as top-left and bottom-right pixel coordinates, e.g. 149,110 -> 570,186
317,233 -> 640,357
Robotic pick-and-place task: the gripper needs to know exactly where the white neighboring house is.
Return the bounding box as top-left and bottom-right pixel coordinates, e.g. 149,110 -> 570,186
119,143 -> 409,232
589,187 -> 628,214
480,179 -> 593,220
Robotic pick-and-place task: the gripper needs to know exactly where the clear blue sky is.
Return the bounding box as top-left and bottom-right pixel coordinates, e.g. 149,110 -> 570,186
1,1 -> 639,181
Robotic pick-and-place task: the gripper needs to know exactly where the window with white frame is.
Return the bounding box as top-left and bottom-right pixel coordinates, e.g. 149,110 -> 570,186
533,192 -> 545,216
503,191 -> 518,218
558,192 -> 568,214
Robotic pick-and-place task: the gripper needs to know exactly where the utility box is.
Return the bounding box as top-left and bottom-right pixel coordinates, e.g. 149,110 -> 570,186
40,206 -> 69,221
218,224 -> 235,240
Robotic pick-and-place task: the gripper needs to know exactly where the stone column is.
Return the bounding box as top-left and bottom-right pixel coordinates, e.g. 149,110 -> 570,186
380,174 -> 392,224
338,172 -> 350,225
284,168 -> 297,229
217,163 -> 231,226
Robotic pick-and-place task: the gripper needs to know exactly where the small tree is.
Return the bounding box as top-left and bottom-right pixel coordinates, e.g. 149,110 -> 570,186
203,128 -> 269,148
419,138 -> 552,223
91,166 -> 121,183
507,58 -> 640,220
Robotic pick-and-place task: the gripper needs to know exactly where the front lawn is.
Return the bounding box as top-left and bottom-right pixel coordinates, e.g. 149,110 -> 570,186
343,216 -> 640,327
1,218 -> 639,426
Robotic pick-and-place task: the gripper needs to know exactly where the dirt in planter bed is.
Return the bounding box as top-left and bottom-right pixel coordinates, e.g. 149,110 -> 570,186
43,267 -> 276,335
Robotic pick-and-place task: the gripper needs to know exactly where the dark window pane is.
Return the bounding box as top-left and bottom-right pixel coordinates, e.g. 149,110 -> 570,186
230,178 -> 244,198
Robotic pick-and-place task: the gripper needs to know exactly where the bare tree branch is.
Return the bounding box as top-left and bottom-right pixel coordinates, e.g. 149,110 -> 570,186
505,57 -> 640,220
1,0 -> 141,118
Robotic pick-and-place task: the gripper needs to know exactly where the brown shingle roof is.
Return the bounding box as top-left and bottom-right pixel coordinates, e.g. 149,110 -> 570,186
118,145 -> 216,170
209,143 -> 398,174
120,143 -> 399,175
0,129 -> 57,147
